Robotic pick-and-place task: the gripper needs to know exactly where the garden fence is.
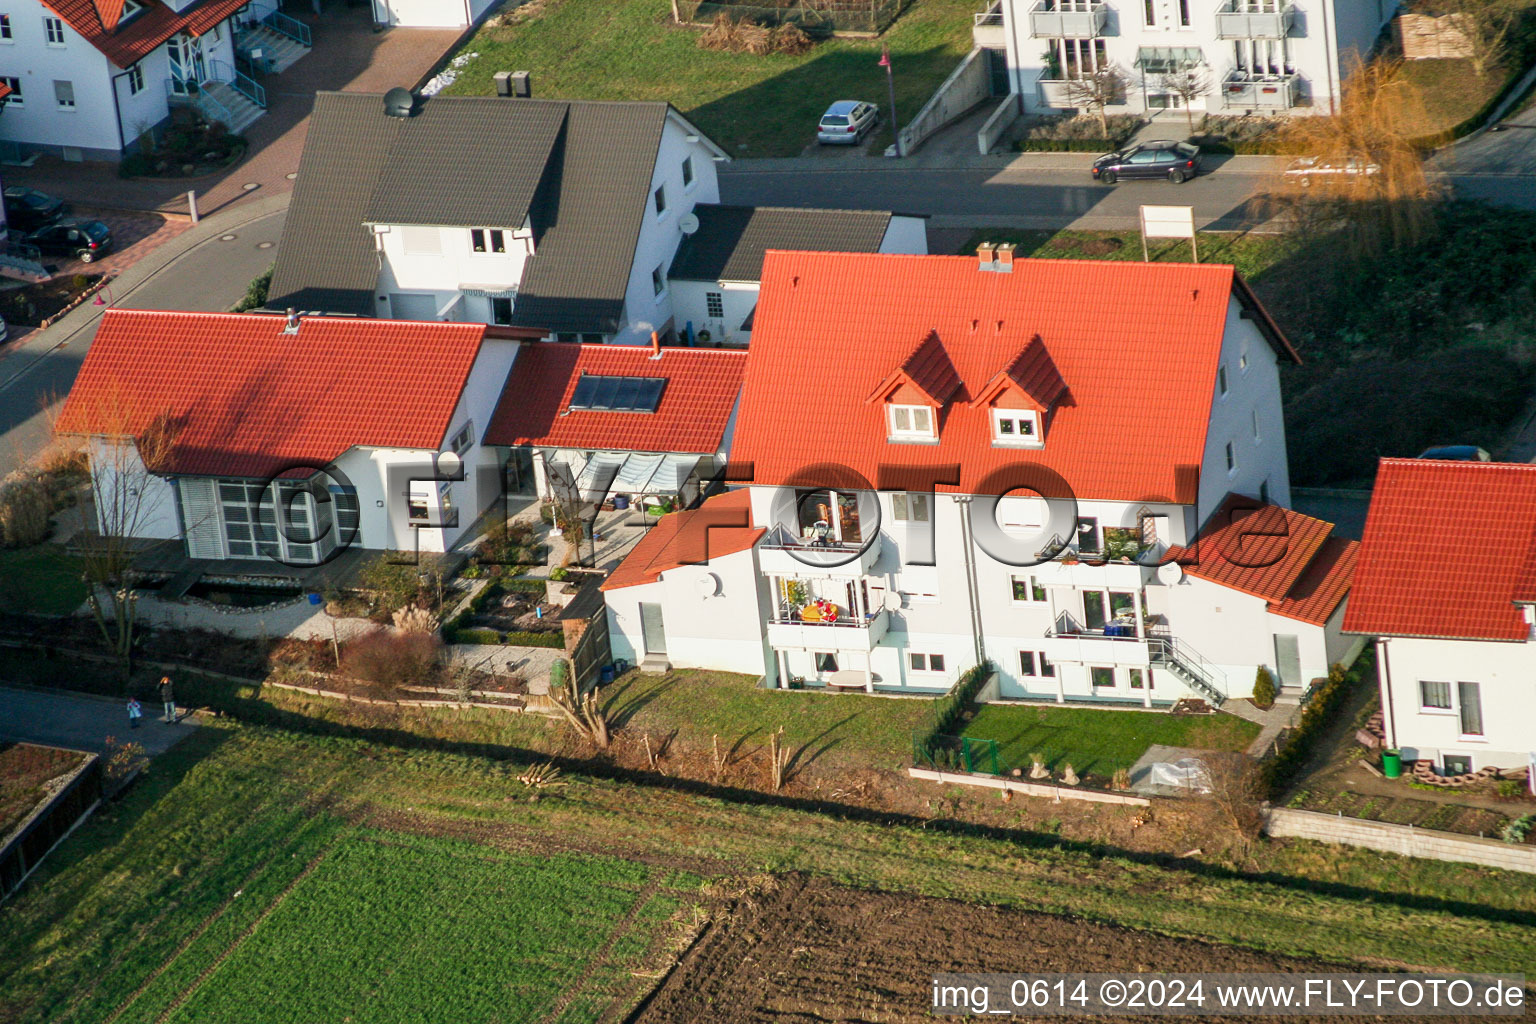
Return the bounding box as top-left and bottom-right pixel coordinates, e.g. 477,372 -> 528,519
675,0 -> 906,34
912,732 -> 1001,775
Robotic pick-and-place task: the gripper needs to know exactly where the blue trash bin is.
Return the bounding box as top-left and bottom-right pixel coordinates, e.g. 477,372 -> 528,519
307,592 -> 322,606
600,664 -> 616,684
613,494 -> 631,510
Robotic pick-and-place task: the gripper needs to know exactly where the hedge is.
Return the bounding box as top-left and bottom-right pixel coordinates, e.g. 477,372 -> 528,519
504,631 -> 564,648
1014,137 -> 1124,153
1262,649 -> 1371,795
501,578 -> 548,594
918,659 -> 996,749
443,626 -> 563,648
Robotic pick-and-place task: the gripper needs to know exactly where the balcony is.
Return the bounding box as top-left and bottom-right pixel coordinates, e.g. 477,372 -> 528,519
1027,534 -> 1156,589
757,524 -> 881,577
1214,0 -> 1294,37
1029,0 -> 1107,37
1041,613 -> 1151,666
973,0 -> 1006,47
767,608 -> 890,652
1220,71 -> 1301,110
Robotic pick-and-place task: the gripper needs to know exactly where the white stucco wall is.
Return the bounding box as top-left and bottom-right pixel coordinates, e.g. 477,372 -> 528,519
0,4 -> 120,159
1196,297 -> 1291,519
88,438 -> 180,540
371,0 -> 497,28
605,545 -> 770,675
1376,635 -> 1535,771
375,220 -> 534,324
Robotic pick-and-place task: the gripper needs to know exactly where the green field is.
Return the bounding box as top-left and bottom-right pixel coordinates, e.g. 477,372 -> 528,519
443,0 -> 976,156
962,704 -> 1260,777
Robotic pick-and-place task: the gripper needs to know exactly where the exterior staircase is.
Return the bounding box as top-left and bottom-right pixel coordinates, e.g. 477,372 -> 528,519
0,247 -> 51,283
1148,635 -> 1228,707
236,20 -> 312,75
198,80 -> 266,136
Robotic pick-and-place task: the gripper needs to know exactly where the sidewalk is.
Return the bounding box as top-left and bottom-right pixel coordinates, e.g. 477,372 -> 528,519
0,684 -> 197,756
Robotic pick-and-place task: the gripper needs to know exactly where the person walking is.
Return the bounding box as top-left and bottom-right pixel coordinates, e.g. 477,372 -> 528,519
127,697 -> 143,729
158,675 -> 177,723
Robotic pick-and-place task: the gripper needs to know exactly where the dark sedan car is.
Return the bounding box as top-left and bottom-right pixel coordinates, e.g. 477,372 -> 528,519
1091,141 -> 1201,184
23,219 -> 112,263
3,186 -> 69,232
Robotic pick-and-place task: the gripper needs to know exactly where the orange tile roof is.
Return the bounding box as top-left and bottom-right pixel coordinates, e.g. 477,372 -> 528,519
56,310 -> 486,478
483,343 -> 747,454
733,252 -> 1296,502
42,0 -> 250,68
866,331 -> 964,406
601,490 -> 763,591
1169,496 -> 1354,626
1344,459 -> 1536,641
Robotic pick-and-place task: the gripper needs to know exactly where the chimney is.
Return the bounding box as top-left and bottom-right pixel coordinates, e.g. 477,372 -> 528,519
650,330 -> 661,358
283,307 -> 300,334
495,70 -> 532,98
494,71 -> 513,97
976,241 -> 997,271
995,242 -> 1016,272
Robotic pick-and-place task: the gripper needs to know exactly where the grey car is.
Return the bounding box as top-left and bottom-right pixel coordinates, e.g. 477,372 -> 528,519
817,100 -> 879,145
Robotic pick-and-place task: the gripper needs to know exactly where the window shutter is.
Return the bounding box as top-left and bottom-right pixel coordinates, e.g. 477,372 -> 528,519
179,478 -> 224,559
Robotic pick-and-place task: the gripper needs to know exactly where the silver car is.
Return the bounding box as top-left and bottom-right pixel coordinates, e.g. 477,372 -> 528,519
817,100 -> 879,145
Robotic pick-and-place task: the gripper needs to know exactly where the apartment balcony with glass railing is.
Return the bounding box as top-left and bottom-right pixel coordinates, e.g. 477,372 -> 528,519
1214,0 -> 1295,37
1030,0 -> 1108,37
1220,70 -> 1301,109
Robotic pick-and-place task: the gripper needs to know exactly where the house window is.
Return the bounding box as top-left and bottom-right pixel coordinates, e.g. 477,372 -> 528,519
120,0 -> 144,20
0,15 -> 11,39
54,80 -> 75,110
1218,364 -> 1228,395
449,421 -> 474,456
328,484 -> 359,548
556,331 -> 579,343
401,226 -> 441,255
217,479 -> 320,563
127,64 -> 144,95
705,291 -> 724,318
1419,680 -> 1452,711
1040,653 -> 1055,677
1178,0 -> 1190,25
652,263 -> 666,297
887,404 -> 934,439
1091,666 -> 1116,688
1251,409 -> 1260,441
44,14 -> 64,43
892,492 -> 930,522
815,652 -> 839,674
910,653 -> 946,672
470,228 -> 506,254
681,155 -> 694,187
654,184 -> 667,216
1458,680 -> 1484,736
1443,754 -> 1473,776
1143,0 -> 1155,26
1225,442 -> 1237,473
490,296 -> 513,325
1130,668 -> 1152,689
1010,575 -> 1045,602
1239,347 -> 1249,372
1019,651 -> 1037,676
1,77 -> 21,105
992,409 -> 1041,446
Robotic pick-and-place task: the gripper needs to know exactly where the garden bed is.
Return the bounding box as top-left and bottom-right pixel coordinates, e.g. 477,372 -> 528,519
1012,113 -> 1142,152
0,275 -> 104,328
118,117 -> 247,178
0,743 -> 89,842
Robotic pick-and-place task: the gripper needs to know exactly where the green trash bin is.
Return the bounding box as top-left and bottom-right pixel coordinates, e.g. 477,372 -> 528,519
1381,749 -> 1402,779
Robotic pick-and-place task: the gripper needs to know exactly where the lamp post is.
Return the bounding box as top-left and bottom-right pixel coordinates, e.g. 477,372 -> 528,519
880,44 -> 901,158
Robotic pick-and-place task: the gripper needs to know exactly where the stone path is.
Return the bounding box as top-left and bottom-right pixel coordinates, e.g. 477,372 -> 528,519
1224,697 -> 1302,758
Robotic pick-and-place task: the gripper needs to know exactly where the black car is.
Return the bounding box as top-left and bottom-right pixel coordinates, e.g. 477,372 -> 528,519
23,219 -> 112,263
3,186 -> 68,232
1091,141 -> 1202,184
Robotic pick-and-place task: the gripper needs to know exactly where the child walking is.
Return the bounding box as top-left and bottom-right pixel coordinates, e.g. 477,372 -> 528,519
126,697 -> 143,729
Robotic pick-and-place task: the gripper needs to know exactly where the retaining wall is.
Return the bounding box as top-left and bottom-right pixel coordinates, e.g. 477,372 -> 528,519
899,46 -> 991,155
909,767 -> 1151,806
1264,806 -> 1536,874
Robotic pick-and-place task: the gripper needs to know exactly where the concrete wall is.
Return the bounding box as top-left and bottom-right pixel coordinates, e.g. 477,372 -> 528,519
372,0 -> 499,28
1376,636 -> 1536,772
899,46 -> 992,155
1264,806 -> 1536,874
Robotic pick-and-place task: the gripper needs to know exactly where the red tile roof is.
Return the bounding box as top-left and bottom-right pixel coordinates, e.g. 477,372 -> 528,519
56,310 -> 486,478
733,252 -> 1296,502
484,343 -> 747,454
971,336 -> 1069,411
42,0 -> 250,68
1344,459 -> 1536,641
1169,496 -> 1355,625
601,489 -> 763,591
866,331 -> 964,406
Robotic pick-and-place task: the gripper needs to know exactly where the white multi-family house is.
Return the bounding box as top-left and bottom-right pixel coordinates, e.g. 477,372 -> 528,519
369,0 -> 497,28
603,247 -> 1360,704
56,309 -> 517,566
267,87 -> 925,347
0,0 -> 309,161
1345,458 -> 1536,775
973,0 -> 1396,117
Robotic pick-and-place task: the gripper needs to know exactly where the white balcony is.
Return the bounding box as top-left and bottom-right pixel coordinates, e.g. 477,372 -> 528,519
1215,0 -> 1295,37
973,0 -> 1006,47
1029,0 -> 1107,36
767,609 -> 890,652
1032,556 -> 1154,589
1220,71 -> 1300,109
1041,631 -> 1151,667
757,527 -> 881,578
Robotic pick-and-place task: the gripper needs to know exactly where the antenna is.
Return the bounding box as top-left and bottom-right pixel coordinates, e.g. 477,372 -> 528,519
678,212 -> 700,235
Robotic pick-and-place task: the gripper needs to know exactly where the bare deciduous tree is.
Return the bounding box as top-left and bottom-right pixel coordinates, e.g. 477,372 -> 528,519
1434,0 -> 1528,75
1200,751 -> 1266,847
549,658 -> 611,749
1154,66 -> 1212,133
1063,65 -> 1130,137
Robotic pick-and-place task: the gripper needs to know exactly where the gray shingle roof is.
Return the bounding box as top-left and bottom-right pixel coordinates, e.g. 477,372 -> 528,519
667,205 -> 894,283
268,91 -> 674,332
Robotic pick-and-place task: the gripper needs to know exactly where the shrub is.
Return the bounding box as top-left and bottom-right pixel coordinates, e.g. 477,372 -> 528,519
356,554 -> 443,616
1252,666 -> 1277,710
231,264 -> 273,313
446,627 -> 502,645
1014,113 -> 1141,151
339,630 -> 442,695
1263,654 -> 1366,795
1501,813 -> 1536,844
503,630 -> 564,649
391,605 -> 440,635
0,475 -> 51,547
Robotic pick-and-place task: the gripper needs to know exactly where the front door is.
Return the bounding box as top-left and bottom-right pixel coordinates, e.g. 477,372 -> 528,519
640,602 -> 667,655
1273,634 -> 1300,686
168,32 -> 206,94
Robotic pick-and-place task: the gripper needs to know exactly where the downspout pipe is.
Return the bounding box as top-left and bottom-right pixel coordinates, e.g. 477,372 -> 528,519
110,66 -> 135,157
954,495 -> 987,668
1377,638 -> 1396,749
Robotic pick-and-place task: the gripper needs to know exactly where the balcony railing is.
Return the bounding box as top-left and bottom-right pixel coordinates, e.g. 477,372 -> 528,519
1214,0 -> 1294,37
1029,0 -> 1107,36
974,0 -> 1003,25
1220,71 -> 1300,109
973,0 -> 1006,46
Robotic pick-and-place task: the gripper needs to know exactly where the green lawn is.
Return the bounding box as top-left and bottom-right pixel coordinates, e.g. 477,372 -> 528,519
0,544 -> 86,616
607,668 -> 943,771
443,0 -> 977,156
954,227 -> 1301,280
963,704 -> 1260,778
1390,58 -> 1507,138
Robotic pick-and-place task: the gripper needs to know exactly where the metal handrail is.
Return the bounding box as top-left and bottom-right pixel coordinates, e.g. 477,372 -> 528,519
165,76 -> 235,129
208,58 -> 266,107
772,603 -> 883,628
759,523 -> 865,551
1045,610 -> 1143,641
1148,635 -> 1227,697
247,2 -> 312,46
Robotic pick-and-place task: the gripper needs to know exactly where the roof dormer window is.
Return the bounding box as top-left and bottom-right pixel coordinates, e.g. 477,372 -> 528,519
888,404 -> 934,440
119,0 -> 145,22
992,409 -> 1042,447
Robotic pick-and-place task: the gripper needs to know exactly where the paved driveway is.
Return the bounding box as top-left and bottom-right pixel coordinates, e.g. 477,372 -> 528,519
0,685 -> 198,756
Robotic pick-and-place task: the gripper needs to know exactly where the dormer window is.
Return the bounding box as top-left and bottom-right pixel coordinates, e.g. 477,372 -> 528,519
992,409 -> 1042,447
888,404 -> 934,440
119,0 -> 145,22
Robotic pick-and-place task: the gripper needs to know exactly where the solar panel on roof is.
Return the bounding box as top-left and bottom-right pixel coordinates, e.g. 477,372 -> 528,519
568,374 -> 667,413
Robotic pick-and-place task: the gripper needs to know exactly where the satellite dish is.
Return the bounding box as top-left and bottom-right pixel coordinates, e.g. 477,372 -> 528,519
1157,561 -> 1185,586
695,572 -> 722,598
679,212 -> 700,235
383,87 -> 415,118
882,590 -> 903,612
